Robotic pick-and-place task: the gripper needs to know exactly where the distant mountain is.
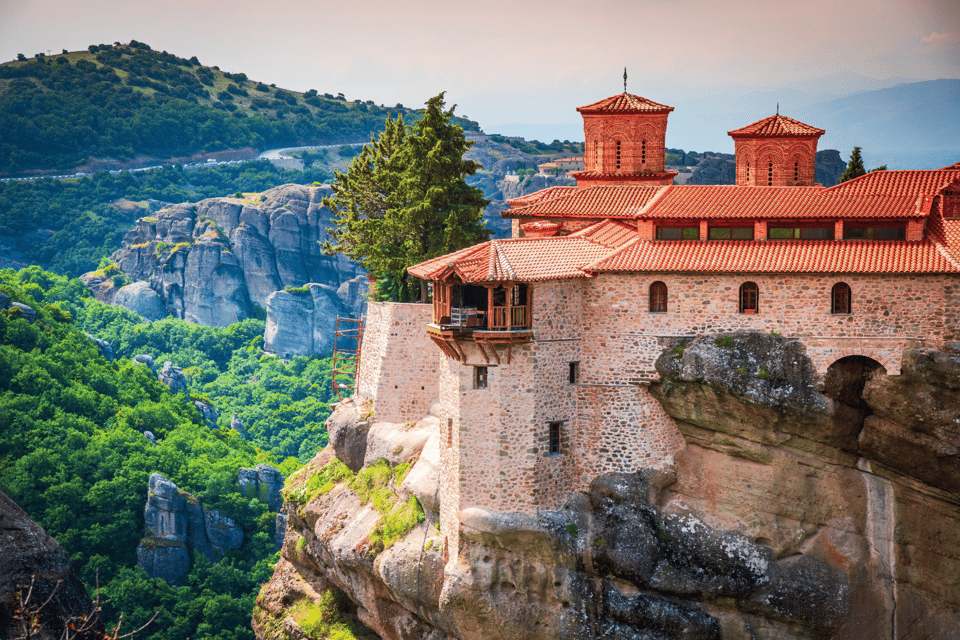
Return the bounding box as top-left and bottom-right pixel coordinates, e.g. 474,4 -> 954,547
0,41 -> 478,175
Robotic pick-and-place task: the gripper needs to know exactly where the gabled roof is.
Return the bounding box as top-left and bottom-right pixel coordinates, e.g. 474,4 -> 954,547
569,219 -> 638,248
584,238 -> 959,274
504,185 -> 665,218
927,214 -> 960,268
408,237 -> 615,283
577,92 -> 674,114
728,114 -> 825,138
824,169 -> 960,197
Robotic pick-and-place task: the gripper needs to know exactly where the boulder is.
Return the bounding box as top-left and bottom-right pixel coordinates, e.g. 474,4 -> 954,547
10,302 -> 36,323
0,291 -> 8,309
85,334 -> 114,362
133,354 -> 157,376
112,281 -> 169,321
230,412 -> 245,436
194,400 -> 219,429
336,275 -> 369,320
326,398 -> 371,472
143,430 -> 157,445
0,490 -> 102,640
78,271 -> 119,305
158,361 -> 189,395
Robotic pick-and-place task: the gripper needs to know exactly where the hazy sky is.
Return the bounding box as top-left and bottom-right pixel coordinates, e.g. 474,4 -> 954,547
2,0 -> 957,137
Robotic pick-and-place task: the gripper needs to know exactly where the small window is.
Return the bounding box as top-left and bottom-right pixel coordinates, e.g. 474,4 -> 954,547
768,226 -> 834,240
740,282 -> 759,313
649,281 -> 668,312
794,160 -> 799,183
594,140 -> 599,170
547,421 -> 563,455
642,139 -> 647,165
616,140 -> 622,170
843,225 -> 905,240
474,366 -> 488,389
656,226 -> 699,240
709,226 -> 754,240
746,162 -> 750,181
447,417 -> 454,447
767,162 -> 773,186
832,282 -> 851,314
569,362 -> 579,384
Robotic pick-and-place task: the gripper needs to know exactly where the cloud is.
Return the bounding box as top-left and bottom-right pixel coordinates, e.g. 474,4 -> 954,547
922,31 -> 954,43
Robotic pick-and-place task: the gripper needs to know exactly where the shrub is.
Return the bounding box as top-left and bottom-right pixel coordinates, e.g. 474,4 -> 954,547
714,335 -> 735,348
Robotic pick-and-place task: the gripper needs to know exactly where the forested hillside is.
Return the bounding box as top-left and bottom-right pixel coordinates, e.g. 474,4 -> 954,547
0,161 -> 332,276
0,266 -> 339,639
0,41 -> 478,174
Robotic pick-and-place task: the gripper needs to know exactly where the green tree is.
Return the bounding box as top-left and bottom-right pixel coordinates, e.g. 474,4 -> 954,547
840,146 -> 867,183
323,93 -> 490,301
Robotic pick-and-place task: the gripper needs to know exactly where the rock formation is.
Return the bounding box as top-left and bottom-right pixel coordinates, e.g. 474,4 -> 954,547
136,473 -> 243,585
85,334 -> 114,362
99,184 -> 365,328
0,490 -> 102,640
239,463 -> 285,513
264,284 -> 344,357
9,301 -> 36,323
112,281 -> 169,321
158,361 -> 189,395
255,338 -> 960,640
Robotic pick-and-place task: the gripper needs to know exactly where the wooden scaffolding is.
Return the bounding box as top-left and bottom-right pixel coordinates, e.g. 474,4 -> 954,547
331,316 -> 364,402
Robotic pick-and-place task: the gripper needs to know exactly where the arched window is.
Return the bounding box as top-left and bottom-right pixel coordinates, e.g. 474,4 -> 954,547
649,281 -> 668,312
832,282 -> 851,314
740,282 -> 759,313
767,162 -> 773,186
616,140 -> 622,170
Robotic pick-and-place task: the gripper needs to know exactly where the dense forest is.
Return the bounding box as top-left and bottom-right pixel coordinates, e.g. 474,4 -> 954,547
0,41 -> 479,174
0,266 -> 339,639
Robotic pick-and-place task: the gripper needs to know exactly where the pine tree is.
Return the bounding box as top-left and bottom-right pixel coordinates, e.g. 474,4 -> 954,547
323,93 -> 490,301
840,146 -> 867,183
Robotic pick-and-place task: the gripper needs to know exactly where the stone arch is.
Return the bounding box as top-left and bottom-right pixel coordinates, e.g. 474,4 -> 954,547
818,351 -> 893,376
823,355 -> 887,435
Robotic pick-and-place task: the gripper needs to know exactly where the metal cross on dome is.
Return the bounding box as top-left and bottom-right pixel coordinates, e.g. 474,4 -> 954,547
624,67 -> 628,93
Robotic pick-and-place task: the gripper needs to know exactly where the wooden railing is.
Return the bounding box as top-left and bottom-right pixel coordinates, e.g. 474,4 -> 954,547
489,304 -> 530,330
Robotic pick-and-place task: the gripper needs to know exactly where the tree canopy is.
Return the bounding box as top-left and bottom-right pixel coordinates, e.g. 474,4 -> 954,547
322,93 -> 490,301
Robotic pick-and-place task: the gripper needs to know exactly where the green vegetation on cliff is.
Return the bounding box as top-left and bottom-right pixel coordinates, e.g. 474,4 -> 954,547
0,266 -> 337,639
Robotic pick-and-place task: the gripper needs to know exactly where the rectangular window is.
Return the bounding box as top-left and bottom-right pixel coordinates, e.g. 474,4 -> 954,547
768,226 -> 834,240
708,226 -> 754,240
843,225 -> 905,240
569,362 -> 579,384
656,226 -> 699,240
474,366 -> 487,389
547,421 -> 563,455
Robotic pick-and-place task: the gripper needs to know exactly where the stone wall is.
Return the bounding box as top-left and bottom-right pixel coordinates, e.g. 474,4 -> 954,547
356,302 -> 438,423
580,272 -> 958,377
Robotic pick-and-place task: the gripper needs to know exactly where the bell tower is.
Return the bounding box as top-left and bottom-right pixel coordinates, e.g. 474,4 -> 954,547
573,79 -> 677,187
728,113 -> 825,187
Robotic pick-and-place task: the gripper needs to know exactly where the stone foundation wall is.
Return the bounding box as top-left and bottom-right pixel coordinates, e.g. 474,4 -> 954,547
356,302 -> 438,423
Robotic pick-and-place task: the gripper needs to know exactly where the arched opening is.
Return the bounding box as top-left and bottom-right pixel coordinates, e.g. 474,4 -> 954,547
824,356 -> 886,446
649,281 -> 668,312
616,140 -> 622,170
739,282 -> 759,313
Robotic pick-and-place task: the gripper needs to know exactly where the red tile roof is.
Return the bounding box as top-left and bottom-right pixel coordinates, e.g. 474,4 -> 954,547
927,214 -> 960,267
569,219 -> 638,248
408,237 -> 615,282
506,186 -> 576,208
504,185 -> 665,218
584,239 -> 959,274
824,169 -> 960,198
577,93 -> 674,114
728,114 -> 825,138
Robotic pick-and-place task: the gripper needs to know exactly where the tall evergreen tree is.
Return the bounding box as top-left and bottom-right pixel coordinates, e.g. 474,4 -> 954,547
840,146 -> 867,183
323,93 -> 490,301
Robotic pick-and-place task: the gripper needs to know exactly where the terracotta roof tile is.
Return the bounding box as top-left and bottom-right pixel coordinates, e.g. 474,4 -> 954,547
505,185 -> 665,218
408,237 -> 615,283
577,93 -> 674,114
569,219 -> 638,248
927,214 -> 960,267
585,239 -> 959,274
824,169 -> 960,197
506,186 -> 576,208
728,114 -> 825,138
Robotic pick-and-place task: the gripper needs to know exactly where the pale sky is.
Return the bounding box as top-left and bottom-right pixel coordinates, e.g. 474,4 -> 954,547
1,0 -> 958,146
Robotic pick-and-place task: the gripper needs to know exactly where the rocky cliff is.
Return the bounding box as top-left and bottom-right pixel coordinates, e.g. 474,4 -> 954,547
255,337 -> 960,640
100,184 -> 365,332
137,466 -> 285,584
0,490 -> 102,640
